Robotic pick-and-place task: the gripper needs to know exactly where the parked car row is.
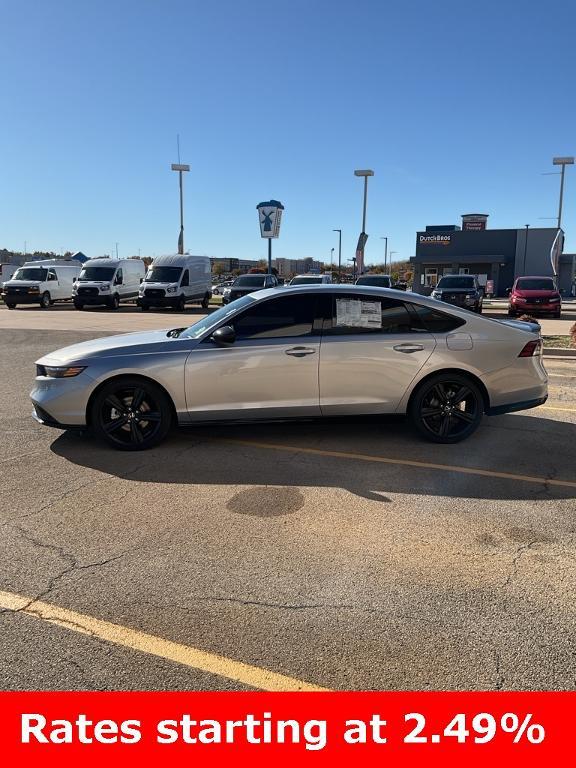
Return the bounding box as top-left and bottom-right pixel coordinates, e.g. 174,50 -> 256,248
1,255 -> 213,312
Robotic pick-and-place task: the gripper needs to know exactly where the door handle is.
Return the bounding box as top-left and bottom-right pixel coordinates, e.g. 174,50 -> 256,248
393,343 -> 425,353
285,346 -> 316,357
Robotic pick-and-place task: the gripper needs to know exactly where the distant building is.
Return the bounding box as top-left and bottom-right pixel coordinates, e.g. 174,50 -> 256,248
274,257 -> 323,277
410,214 -> 570,296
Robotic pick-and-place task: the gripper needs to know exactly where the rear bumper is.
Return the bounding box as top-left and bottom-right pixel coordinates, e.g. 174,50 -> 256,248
487,395 -> 547,416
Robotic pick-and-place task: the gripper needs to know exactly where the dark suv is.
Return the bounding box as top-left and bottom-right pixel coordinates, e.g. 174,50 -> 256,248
223,273 -> 278,304
431,275 -> 483,313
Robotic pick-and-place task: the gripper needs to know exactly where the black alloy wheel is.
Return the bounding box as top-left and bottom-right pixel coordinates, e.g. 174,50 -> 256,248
92,378 -> 172,450
40,292 -> 51,309
410,374 -> 483,443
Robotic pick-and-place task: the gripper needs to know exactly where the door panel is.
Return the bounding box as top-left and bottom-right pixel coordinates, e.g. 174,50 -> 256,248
184,293 -> 321,420
319,293 -> 436,415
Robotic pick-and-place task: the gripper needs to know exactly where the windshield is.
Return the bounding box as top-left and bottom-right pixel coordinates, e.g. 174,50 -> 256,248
78,266 -> 116,281
356,275 -> 391,286
437,276 -> 476,289
145,266 -> 182,283
12,267 -> 47,281
180,295 -> 256,339
516,278 -> 555,291
290,276 -> 322,285
234,275 -> 267,287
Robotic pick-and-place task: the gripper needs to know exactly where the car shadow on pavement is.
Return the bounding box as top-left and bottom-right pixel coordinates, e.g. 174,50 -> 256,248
50,413 -> 576,504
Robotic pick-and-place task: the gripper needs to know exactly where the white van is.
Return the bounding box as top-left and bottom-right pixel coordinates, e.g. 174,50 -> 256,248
138,254 -> 211,311
73,258 -> 146,310
0,263 -> 17,287
289,273 -> 332,285
1,259 -> 81,309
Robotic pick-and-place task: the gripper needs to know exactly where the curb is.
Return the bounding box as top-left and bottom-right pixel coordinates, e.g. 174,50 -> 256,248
543,347 -> 576,358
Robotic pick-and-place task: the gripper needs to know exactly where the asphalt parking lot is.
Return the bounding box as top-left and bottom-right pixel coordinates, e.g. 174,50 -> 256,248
0,304 -> 575,691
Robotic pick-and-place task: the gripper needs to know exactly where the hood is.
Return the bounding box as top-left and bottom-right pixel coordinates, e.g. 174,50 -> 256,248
513,288 -> 559,298
36,328 -> 194,365
4,280 -> 41,287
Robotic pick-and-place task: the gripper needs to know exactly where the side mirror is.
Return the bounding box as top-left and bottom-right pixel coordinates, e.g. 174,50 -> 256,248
211,325 -> 236,346
506,288 -> 512,296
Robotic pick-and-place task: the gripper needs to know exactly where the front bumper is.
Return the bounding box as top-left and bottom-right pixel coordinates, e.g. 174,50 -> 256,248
138,296 -> 178,308
2,292 -> 41,304
30,372 -> 95,427
74,294 -> 112,305
510,303 -> 560,314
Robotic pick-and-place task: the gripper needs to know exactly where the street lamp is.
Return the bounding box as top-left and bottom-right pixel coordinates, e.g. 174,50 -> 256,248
552,156 -> 574,230
171,162 -> 190,254
330,247 -> 335,274
354,169 -> 374,274
332,229 -> 342,281
380,236 -> 388,274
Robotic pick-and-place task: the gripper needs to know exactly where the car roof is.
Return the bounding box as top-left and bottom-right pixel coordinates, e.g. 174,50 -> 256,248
253,283 -> 448,306
515,275 -> 555,280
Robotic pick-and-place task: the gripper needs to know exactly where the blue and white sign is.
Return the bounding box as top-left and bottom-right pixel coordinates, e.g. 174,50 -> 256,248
256,200 -> 284,239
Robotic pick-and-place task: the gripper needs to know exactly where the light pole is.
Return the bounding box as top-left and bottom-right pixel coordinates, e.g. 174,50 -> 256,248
171,162 -> 190,254
522,224 -> 530,275
115,242 -> 119,259
330,247 -> 335,275
380,236 -> 388,274
354,169 -> 374,274
552,156 -> 574,229
332,229 -> 342,281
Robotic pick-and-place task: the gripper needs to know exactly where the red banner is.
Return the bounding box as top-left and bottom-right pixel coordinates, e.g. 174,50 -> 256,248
1,691 -> 573,766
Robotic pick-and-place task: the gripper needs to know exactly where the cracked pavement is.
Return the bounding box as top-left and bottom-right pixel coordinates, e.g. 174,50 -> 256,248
0,323 -> 575,691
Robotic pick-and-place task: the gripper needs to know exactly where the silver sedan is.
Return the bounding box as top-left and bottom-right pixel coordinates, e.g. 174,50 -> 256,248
31,285 -> 548,450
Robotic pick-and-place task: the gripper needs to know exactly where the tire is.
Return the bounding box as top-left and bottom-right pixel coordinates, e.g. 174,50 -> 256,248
409,373 -> 484,444
476,305 -> 482,314
40,292 -> 51,309
6,303 -> 16,309
74,299 -> 84,310
201,293 -> 210,309
107,294 -> 120,310
176,295 -> 186,312
49,300 -> 56,306
141,303 -> 150,312
507,309 -> 516,317
91,377 -> 173,451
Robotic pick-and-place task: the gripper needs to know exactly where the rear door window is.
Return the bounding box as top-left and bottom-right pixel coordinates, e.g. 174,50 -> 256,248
407,303 -> 466,333
326,294 -> 419,335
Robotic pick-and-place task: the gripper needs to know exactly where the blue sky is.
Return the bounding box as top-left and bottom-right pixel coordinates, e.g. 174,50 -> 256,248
1,0 -> 575,265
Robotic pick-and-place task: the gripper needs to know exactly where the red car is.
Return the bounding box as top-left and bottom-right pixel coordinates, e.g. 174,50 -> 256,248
508,276 -> 562,318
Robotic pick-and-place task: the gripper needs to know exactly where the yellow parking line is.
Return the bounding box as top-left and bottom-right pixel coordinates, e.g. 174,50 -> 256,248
541,404 -> 576,413
0,590 -> 328,692
223,440 -> 576,489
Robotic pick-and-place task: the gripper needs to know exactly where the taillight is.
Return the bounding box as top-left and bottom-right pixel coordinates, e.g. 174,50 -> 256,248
518,339 -> 542,357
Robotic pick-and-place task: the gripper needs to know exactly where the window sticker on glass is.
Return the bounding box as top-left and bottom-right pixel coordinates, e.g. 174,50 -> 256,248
335,298 -> 382,328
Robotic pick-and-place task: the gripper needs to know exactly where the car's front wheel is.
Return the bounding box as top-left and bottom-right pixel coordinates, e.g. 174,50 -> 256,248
409,373 -> 484,443
91,378 -> 173,450
5,303 -> 16,309
40,292 -> 51,309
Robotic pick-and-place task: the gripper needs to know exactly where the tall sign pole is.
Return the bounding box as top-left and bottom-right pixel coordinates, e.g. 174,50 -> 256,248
171,163 -> 190,254
354,169 -> 374,275
333,229 -> 342,281
256,200 -> 284,273
552,156 -> 574,230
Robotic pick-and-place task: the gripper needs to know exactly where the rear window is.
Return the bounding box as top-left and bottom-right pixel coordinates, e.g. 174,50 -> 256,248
408,303 -> 466,333
515,278 -> 555,291
234,275 -> 267,287
290,276 -> 322,285
355,275 -> 391,287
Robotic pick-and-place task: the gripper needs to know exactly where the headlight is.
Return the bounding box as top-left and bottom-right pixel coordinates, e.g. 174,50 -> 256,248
100,283 -> 110,291
166,285 -> 178,293
28,286 -> 40,293
36,365 -> 86,378
223,288 -> 231,296
515,296 -> 526,302
549,297 -> 560,302
431,291 -> 440,298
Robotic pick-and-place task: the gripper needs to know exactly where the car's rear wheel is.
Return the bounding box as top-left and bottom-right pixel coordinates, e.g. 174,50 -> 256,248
91,378 -> 172,450
409,373 -> 484,443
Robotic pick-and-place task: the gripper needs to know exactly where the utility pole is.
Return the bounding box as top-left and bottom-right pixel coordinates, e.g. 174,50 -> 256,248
333,229 -> 342,281
522,224 -> 530,275
380,236 -> 388,274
